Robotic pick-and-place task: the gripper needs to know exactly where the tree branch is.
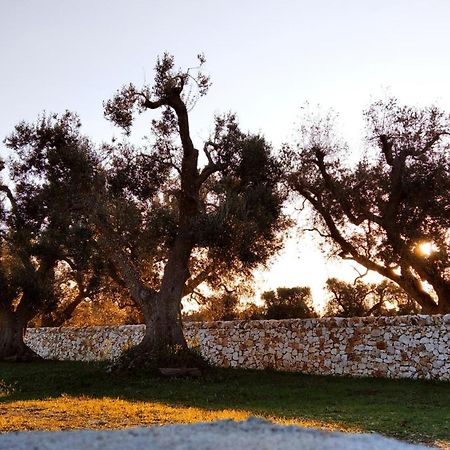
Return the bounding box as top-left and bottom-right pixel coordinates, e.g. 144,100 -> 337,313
292,179 -> 438,312
0,185 -> 17,210
415,132 -> 449,157
138,93 -> 168,110
313,149 -> 381,225
94,210 -> 155,308
379,134 -> 394,165
302,227 -> 331,239
183,265 -> 214,296
197,142 -> 227,186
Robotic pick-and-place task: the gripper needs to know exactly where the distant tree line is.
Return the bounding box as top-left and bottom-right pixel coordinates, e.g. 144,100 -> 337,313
182,277 -> 420,322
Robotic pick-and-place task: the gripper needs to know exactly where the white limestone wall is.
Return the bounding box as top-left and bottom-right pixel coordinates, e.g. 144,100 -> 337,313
25,314 -> 450,380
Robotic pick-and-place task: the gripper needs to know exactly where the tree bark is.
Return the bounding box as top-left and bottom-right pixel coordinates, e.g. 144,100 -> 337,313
114,285 -> 192,371
137,293 -> 186,357
0,307 -> 41,361
434,282 -> 450,314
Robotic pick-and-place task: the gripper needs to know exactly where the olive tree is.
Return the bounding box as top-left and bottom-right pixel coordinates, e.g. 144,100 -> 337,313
0,139 -> 101,359
262,286 -> 317,319
288,99 -> 450,313
103,55 -> 287,368
8,55 -> 288,368
324,278 -> 419,317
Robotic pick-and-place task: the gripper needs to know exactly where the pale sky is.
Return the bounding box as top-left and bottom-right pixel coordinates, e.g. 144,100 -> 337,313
1,0 -> 450,309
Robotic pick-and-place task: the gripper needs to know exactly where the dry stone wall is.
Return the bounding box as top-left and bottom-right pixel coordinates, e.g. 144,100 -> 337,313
25,315 -> 449,380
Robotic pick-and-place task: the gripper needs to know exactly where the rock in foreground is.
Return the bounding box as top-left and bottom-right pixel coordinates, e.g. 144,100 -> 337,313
0,418 -> 431,450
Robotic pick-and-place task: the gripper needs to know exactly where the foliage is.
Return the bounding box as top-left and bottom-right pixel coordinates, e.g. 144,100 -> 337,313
262,286 -> 317,319
1,115 -> 115,338
0,156 -> 58,323
189,292 -> 240,322
324,278 -> 420,318
30,292 -> 143,328
288,99 -> 450,313
237,302 -> 267,320
183,285 -> 317,322
100,55 -> 288,294
0,132 -> 109,358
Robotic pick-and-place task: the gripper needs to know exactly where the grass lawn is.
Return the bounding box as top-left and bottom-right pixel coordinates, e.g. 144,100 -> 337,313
0,362 -> 449,448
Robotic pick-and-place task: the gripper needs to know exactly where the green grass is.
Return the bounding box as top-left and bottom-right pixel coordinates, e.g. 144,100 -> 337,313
0,361 -> 449,447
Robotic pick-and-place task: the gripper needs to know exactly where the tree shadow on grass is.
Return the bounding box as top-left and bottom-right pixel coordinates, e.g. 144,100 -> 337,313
0,361 -> 449,445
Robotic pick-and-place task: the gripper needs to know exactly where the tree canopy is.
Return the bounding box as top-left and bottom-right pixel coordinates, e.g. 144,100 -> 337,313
324,278 -> 420,318
288,99 -> 450,313
0,127 -> 105,359
262,286 -> 317,319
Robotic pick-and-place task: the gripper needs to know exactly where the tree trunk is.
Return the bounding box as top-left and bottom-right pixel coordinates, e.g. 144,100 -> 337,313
422,272 -> 450,314
392,268 -> 442,315
406,255 -> 450,314
140,294 -> 187,356
104,89 -> 208,371
115,234 -> 199,370
0,308 -> 41,361
114,290 -> 201,371
435,283 -> 450,314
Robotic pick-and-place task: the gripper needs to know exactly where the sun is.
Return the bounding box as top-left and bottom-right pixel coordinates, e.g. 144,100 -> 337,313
415,242 -> 437,257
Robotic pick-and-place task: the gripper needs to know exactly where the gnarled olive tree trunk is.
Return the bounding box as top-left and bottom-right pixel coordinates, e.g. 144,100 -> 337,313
139,234 -> 192,355
102,226 -> 197,370
96,86 -> 208,370
0,306 -> 40,361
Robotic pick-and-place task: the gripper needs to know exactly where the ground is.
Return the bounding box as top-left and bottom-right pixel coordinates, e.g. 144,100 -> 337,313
0,362 -> 448,448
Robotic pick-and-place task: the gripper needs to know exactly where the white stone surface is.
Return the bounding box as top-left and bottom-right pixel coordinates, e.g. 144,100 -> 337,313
0,418 -> 431,450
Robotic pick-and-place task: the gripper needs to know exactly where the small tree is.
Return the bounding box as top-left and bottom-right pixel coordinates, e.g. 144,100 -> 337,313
193,291 -> 240,321
324,277 -> 421,318
371,280 -> 421,316
262,286 -> 316,319
324,278 -> 374,318
238,302 -> 266,320
288,99 -> 450,313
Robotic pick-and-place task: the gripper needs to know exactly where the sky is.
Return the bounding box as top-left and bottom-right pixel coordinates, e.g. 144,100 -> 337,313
1,0 -> 450,309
